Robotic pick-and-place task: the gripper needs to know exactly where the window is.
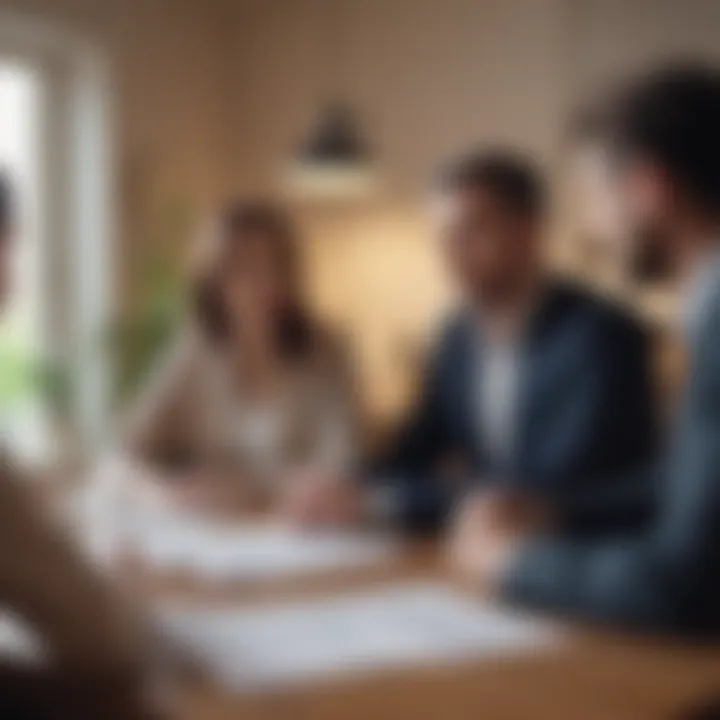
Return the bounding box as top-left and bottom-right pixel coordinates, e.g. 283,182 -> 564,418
0,61 -> 48,462
0,11 -> 113,470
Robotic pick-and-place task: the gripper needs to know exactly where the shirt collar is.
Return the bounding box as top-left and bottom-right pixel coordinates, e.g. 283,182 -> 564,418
683,245 -> 720,337
470,279 -> 549,348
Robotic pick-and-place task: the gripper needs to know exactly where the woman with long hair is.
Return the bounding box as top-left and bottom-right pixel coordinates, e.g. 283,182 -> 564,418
122,201 -> 358,511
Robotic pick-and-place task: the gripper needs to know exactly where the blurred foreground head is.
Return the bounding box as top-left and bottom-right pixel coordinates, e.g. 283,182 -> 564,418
0,172 -> 13,306
575,63 -> 720,280
432,150 -> 546,308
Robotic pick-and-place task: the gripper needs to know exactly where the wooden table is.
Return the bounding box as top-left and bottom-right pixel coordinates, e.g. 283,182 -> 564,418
149,539 -> 720,720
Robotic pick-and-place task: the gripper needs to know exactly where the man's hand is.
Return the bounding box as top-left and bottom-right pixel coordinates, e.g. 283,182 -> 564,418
280,473 -> 363,528
466,487 -> 554,534
447,489 -> 550,594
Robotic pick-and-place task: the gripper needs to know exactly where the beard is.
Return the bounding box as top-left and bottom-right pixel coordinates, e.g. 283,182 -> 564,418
629,226 -> 675,282
468,270 -> 536,311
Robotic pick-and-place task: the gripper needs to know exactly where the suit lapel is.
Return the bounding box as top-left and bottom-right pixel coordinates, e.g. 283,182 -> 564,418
510,284 -> 566,479
445,313 -> 483,465
457,316 -> 482,457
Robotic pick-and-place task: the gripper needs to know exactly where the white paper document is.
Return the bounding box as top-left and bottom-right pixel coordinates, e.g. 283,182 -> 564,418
89,504 -> 394,580
157,584 -> 559,690
79,464 -> 395,580
141,521 -> 394,580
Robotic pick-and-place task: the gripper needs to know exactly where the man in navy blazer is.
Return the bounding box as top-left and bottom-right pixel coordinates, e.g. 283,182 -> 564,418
367,151 -> 656,531
452,64 -> 720,635
286,151 -> 657,534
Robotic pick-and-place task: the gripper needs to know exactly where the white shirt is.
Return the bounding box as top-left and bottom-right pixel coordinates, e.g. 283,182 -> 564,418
475,328 -> 522,466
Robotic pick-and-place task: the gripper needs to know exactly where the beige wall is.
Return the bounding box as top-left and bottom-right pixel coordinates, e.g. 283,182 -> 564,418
227,0 -> 570,197
223,0 -> 720,421
569,0 -> 720,93
5,0 -> 720,422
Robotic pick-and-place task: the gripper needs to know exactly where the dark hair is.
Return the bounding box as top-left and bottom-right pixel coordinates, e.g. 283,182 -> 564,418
585,63 -> 720,210
435,149 -> 546,216
0,171 -> 12,236
195,201 -> 316,360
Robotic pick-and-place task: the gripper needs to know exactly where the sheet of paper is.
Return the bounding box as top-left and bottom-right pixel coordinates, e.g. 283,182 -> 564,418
137,518 -> 394,580
156,583 -> 560,690
88,501 -> 395,580
78,462 -> 395,580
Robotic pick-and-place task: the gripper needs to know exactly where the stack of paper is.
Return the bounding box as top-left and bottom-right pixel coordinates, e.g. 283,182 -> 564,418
77,464 -> 395,580
88,501 -> 395,580
156,583 -> 559,690
135,518 -> 394,580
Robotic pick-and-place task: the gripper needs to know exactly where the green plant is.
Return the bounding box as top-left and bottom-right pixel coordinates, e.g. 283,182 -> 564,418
106,197 -> 196,404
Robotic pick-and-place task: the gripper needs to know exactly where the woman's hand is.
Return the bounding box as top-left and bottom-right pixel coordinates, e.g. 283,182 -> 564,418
158,471 -> 252,515
280,472 -> 363,528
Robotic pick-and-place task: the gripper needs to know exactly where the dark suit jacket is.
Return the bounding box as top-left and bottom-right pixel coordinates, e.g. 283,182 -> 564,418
501,281 -> 720,635
373,280 -> 657,531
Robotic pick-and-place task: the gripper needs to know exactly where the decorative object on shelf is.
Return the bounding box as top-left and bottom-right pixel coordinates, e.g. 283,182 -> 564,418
286,102 -> 376,200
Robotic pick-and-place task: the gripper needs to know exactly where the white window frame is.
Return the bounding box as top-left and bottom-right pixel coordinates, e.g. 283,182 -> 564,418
0,10 -> 115,465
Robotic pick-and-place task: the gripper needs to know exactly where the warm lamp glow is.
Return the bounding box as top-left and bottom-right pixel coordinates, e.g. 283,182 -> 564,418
284,161 -> 377,200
